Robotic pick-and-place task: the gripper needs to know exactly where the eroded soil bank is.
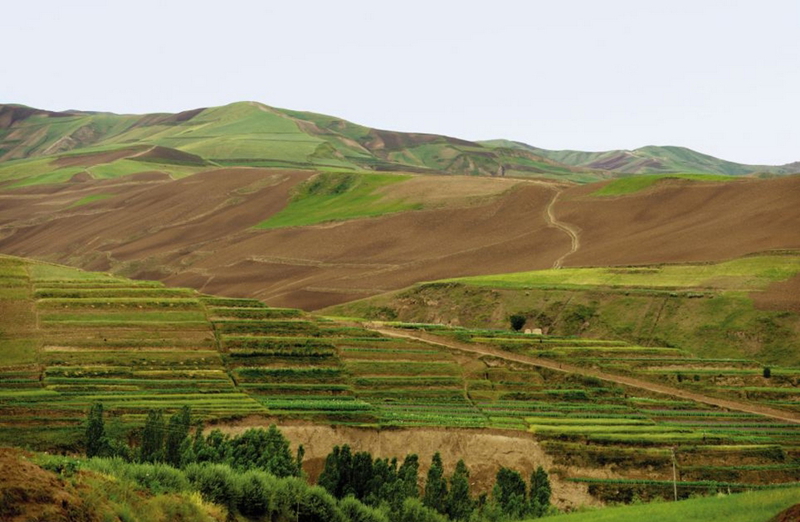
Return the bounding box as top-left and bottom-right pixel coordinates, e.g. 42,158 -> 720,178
214,419 -> 600,510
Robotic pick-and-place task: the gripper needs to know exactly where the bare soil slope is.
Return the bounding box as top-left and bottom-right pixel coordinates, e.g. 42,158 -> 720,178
0,174 -> 567,309
216,422 -> 599,510
0,173 -> 798,310
557,176 -> 800,267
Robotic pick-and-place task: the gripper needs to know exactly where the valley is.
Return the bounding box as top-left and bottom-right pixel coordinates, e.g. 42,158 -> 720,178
0,101 -> 798,521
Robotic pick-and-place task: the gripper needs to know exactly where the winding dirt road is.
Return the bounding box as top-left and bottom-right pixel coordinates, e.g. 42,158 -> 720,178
544,189 -> 581,269
366,325 -> 800,425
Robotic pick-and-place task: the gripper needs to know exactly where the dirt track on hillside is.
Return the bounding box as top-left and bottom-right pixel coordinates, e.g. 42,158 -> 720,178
0,172 -> 798,310
368,326 -> 800,425
556,176 -> 800,267
545,189 -> 580,268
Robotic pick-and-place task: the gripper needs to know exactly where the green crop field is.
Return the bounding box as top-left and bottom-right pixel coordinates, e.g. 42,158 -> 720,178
2,254 -> 799,510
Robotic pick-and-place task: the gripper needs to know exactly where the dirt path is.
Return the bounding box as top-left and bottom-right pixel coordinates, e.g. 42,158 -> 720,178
366,325 -> 800,425
545,189 -> 580,269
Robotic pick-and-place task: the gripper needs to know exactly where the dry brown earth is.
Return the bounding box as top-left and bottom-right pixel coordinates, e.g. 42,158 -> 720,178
557,176 -> 800,267
0,171 -> 798,310
215,421 -> 600,510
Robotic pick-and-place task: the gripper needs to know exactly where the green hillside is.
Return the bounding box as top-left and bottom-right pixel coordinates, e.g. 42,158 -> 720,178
327,253 -> 800,366
0,102 -> 602,187
2,254 -> 799,512
532,487 -> 800,522
481,140 -> 798,176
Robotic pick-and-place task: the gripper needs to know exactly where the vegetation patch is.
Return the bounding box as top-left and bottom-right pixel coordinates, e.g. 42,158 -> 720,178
591,173 -> 736,196
255,172 -> 420,228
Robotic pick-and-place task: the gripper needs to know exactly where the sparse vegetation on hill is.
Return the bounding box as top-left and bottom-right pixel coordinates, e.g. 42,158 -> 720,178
330,254 -> 800,365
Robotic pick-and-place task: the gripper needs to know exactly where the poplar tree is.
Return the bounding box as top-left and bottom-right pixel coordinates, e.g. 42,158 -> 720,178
139,409 -> 165,463
85,402 -> 106,458
445,459 -> 474,521
423,452 -> 448,514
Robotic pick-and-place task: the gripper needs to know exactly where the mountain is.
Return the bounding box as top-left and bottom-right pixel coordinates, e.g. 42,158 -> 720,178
0,102 -> 604,187
480,140 -> 799,176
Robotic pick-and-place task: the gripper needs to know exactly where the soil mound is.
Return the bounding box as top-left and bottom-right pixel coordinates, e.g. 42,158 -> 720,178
135,145 -> 206,165
767,503 -> 800,522
0,447 -> 88,522
753,273 -> 800,314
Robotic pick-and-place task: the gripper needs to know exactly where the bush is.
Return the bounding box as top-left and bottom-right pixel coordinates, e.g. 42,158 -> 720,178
184,463 -> 241,512
340,496 -> 390,522
763,367 -> 772,378
237,469 -> 277,517
84,458 -> 190,495
509,315 -> 526,332
399,498 -> 449,522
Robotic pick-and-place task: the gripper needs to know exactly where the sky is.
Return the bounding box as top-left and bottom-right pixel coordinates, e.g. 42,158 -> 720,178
1,0 -> 798,165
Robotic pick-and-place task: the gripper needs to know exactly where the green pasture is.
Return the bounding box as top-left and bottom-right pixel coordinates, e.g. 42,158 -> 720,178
255,171 -> 420,228
447,254 -> 800,290
538,486 -> 800,522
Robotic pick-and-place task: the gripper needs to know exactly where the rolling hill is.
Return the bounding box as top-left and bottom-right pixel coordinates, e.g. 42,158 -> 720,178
0,102 -> 602,185
1,98 -> 799,519
481,140 -> 799,176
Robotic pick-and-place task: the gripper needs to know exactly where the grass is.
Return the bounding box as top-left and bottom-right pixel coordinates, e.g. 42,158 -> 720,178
447,254 -> 800,291
68,194 -> 115,208
0,339 -> 39,366
591,173 -> 736,196
536,487 -> 800,522
255,172 -> 420,228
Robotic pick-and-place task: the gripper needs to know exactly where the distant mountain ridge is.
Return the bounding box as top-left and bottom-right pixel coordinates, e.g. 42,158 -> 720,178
0,102 -> 796,189
480,139 -> 798,176
0,102 -> 602,186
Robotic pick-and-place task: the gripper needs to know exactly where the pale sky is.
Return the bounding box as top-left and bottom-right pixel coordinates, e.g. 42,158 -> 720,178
2,0 -> 798,165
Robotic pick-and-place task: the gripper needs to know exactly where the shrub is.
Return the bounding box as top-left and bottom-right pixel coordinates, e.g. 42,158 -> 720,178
509,315 -> 526,332
340,495 -> 390,522
399,498 -> 449,522
184,463 -> 241,512
237,470 -> 277,517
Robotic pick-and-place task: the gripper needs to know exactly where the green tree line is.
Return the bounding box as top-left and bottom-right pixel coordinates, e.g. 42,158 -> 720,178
84,403 -> 553,521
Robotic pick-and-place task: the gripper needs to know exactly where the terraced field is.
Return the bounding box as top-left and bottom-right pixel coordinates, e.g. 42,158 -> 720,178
1,256 -> 797,504
378,323 -> 800,502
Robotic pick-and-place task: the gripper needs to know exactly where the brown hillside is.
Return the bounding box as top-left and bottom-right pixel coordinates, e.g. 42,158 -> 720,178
0,173 -> 799,310
557,176 -> 800,267
0,448 -> 89,522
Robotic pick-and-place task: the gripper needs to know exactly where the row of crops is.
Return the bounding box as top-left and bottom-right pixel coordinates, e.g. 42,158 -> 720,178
387,322 -> 800,499
0,260 -> 266,447
1,257 -> 797,502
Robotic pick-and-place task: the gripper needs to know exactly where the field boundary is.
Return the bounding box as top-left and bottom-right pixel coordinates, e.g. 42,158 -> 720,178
365,325 -> 800,425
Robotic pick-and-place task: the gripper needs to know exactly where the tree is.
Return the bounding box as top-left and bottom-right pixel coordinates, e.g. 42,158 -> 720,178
139,409 -> 165,463
493,467 -> 528,518
423,452 -> 448,514
509,314 -> 526,332
763,367 -> 772,378
85,402 -> 106,458
529,466 -> 551,517
226,425 -> 301,477
165,406 -> 191,467
445,460 -> 473,521
398,454 -> 420,499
